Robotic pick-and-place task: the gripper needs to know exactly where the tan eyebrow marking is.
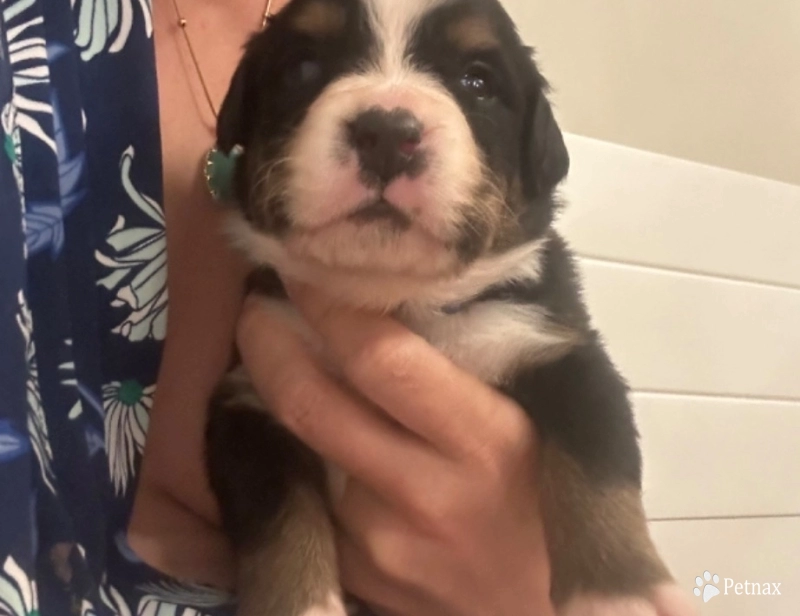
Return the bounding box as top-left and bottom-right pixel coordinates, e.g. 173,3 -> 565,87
291,0 -> 347,37
447,15 -> 500,51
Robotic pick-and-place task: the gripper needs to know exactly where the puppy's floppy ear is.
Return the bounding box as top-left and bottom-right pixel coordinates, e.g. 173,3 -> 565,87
217,53 -> 259,154
521,73 -> 570,200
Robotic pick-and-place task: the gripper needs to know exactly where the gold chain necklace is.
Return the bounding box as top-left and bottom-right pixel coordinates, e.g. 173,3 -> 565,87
169,0 -> 274,201
169,0 -> 273,119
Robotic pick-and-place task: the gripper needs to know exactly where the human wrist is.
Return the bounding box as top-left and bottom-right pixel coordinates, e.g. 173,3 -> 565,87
128,479 -> 236,590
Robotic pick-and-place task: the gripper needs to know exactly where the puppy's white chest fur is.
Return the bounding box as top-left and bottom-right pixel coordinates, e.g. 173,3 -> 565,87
400,301 -> 576,385
281,298 -> 575,387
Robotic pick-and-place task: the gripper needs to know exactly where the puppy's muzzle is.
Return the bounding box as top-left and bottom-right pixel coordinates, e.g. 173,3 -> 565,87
346,107 -> 426,185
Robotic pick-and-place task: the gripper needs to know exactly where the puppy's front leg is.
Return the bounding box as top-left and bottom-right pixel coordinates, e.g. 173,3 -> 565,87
206,368 -> 346,616
507,339 -> 697,616
541,444 -> 695,616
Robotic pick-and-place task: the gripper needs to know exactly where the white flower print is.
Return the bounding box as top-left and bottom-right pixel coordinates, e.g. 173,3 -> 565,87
96,146 -> 167,342
76,564 -> 136,616
16,290 -> 57,494
0,556 -> 39,616
92,581 -> 224,616
103,380 -> 153,495
138,594 -> 214,616
137,581 -> 233,613
73,0 -> 153,62
2,0 -> 56,152
79,599 -> 98,616
2,101 -> 24,199
59,345 -> 85,420
98,580 -> 134,616
57,338 -> 106,424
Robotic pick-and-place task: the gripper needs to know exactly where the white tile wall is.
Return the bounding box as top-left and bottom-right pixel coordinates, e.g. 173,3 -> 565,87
557,134 -> 800,614
579,259 -> 800,399
500,0 -> 800,186
558,136 -> 800,288
651,518 -> 800,616
634,394 -> 800,519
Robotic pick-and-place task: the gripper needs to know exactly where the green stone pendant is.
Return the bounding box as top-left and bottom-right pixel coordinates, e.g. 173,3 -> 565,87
204,145 -> 243,202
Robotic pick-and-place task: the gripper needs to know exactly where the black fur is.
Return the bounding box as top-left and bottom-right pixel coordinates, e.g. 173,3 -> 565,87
450,232 -> 641,485
409,0 -> 569,238
207,402 -> 325,548
206,0 -> 663,611
218,0 -> 375,156
218,0 -> 569,247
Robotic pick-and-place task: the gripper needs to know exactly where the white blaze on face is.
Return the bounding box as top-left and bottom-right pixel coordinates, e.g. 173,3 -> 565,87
366,0 -> 444,77
284,0 -> 487,275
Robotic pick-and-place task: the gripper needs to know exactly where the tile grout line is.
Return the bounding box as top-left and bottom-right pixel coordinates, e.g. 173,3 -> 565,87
575,253 -> 800,294
649,513 -> 800,523
631,389 -> 800,406
562,132 -> 800,188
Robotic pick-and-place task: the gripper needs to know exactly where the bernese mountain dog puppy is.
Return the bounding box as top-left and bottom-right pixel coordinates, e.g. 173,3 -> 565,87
205,1 -> 696,615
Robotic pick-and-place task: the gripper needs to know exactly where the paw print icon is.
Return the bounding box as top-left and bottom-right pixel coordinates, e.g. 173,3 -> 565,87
694,571 -> 721,603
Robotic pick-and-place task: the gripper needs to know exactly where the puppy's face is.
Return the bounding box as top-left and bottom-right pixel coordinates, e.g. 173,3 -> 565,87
218,0 -> 568,285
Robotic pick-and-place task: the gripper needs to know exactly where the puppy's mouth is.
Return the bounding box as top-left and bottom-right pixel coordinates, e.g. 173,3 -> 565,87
277,190 -> 462,279
291,191 -> 441,243
347,198 -> 412,230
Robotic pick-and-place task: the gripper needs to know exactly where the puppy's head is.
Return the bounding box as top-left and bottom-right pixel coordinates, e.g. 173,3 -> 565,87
218,0 -> 568,304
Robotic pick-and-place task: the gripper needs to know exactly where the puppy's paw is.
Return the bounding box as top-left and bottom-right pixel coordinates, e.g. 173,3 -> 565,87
559,585 -> 698,616
300,592 -> 349,616
558,594 -> 658,616
650,584 -> 699,616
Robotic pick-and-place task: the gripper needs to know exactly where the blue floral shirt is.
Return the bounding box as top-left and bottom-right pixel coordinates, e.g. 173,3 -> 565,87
0,0 -> 232,614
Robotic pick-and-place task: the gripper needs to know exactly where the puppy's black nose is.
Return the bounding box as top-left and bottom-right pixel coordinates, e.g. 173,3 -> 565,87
347,107 -> 424,184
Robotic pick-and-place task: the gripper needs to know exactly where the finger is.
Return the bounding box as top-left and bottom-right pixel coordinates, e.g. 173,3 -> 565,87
286,284 -> 514,457
337,532 -> 425,616
334,482 -> 457,604
334,480 -> 421,563
236,297 -> 434,497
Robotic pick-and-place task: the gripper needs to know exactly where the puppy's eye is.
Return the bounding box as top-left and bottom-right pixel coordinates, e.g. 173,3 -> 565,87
284,58 -> 322,87
460,63 -> 497,100
298,59 -> 322,84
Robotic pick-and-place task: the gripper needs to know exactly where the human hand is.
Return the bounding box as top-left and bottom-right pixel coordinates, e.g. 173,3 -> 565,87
236,288 -> 555,616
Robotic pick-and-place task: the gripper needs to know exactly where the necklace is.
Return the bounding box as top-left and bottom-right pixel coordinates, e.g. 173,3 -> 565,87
169,0 -> 274,201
